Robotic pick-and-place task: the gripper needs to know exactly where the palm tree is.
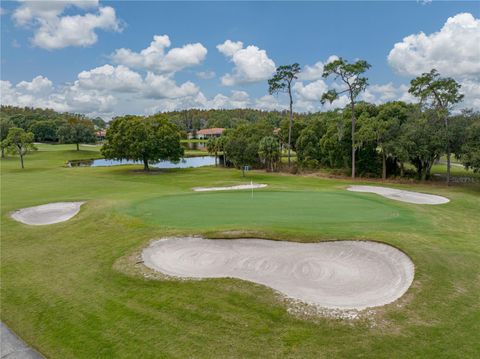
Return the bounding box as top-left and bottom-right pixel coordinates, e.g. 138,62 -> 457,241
207,137 -> 218,166
258,136 -> 280,172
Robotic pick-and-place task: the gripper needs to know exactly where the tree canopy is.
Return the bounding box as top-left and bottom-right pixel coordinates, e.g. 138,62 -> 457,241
57,117 -> 96,150
461,120 -> 480,172
268,63 -> 301,167
0,117 -> 14,158
322,58 -> 371,179
101,115 -> 184,171
258,136 -> 280,172
409,69 -> 464,184
2,127 -> 37,168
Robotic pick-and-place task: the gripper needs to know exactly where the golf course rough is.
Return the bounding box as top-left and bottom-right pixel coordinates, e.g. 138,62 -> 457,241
142,237 -> 415,310
347,185 -> 449,204
10,202 -> 85,225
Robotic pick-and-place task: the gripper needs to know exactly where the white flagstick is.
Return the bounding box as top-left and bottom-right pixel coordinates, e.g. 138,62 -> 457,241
251,180 -> 253,199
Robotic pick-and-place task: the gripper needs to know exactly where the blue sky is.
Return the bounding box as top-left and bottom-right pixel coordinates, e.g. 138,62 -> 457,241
1,1 -> 479,118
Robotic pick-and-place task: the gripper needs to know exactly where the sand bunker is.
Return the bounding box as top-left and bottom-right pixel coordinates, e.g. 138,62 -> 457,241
193,183 -> 267,192
11,202 -> 85,225
347,185 -> 449,205
142,237 -> 414,310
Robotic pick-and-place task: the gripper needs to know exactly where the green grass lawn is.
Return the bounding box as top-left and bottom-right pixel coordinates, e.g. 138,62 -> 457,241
1,144 -> 480,358
123,191 -> 414,234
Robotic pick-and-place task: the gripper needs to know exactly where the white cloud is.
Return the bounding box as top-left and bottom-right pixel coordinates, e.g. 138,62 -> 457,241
0,64 -> 202,118
294,79 -> 328,102
361,83 -> 400,104
143,73 -> 199,99
388,13 -> 480,79
217,40 -> 276,85
1,78 -> 77,113
293,75 -> 352,112
255,95 -> 287,111
388,12 -> 480,111
12,0 -> 99,25
111,35 -> 207,74
74,64 -> 200,99
12,0 -> 121,49
63,85 -> 117,114
217,40 -> 243,57
76,65 -> 143,92
16,75 -> 53,93
298,56 -> 339,81
458,79 -> 480,110
196,70 -> 216,80
208,90 -> 251,109
292,56 -> 356,112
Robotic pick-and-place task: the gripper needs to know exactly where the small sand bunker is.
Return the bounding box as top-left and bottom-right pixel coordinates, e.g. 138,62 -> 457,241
142,238 -> 414,310
11,202 -> 85,225
347,185 -> 449,205
193,183 -> 267,192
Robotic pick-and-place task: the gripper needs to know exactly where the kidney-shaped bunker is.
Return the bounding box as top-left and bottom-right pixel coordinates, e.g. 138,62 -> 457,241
143,237 -> 414,310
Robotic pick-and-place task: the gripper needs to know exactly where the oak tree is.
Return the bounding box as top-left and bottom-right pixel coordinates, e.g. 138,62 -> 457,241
2,127 -> 37,168
409,69 -> 464,184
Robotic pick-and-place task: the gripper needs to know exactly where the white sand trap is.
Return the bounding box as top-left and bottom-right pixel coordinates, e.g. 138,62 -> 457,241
142,237 -> 414,310
347,185 -> 449,205
11,202 -> 85,225
193,183 -> 267,192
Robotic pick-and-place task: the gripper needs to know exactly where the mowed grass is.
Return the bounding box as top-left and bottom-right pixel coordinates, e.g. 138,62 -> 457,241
124,191 -> 414,234
1,144 -> 480,358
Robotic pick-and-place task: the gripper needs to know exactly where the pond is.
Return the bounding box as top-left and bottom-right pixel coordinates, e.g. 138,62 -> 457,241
67,156 -> 219,168
182,141 -> 207,150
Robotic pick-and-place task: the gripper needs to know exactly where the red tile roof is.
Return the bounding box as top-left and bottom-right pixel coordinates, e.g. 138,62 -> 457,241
197,128 -> 225,135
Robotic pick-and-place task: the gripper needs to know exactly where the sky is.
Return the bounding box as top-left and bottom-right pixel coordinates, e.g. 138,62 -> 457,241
1,1 -> 479,119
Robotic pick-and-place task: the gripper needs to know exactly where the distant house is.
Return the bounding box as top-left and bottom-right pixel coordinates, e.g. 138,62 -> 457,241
189,128 -> 225,140
96,129 -> 107,140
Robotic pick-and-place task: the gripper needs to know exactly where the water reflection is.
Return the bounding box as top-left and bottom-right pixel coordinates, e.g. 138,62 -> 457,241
182,141 -> 207,150
67,156 -> 218,168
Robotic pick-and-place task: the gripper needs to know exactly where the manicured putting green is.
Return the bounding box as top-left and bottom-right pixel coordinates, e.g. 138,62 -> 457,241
124,190 -> 410,230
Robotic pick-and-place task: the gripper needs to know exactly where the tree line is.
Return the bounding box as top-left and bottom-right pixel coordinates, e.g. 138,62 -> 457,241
2,62 -> 479,177
0,105 -> 103,146
1,107 -> 101,168
205,101 -> 479,180
257,61 -> 477,184
162,108 -> 305,133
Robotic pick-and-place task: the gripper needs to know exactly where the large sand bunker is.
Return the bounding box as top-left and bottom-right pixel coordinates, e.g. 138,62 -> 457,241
193,183 -> 267,192
142,238 -> 414,310
11,202 -> 85,225
347,185 -> 449,205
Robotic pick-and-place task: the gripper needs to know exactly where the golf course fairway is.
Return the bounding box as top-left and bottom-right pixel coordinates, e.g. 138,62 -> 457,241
1,144 -> 479,358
